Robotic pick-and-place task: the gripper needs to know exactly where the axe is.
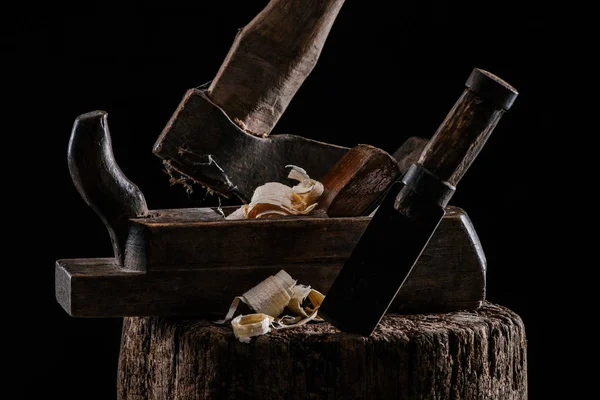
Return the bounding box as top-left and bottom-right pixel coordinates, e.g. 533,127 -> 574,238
153,0 -> 349,202
319,68 -> 519,335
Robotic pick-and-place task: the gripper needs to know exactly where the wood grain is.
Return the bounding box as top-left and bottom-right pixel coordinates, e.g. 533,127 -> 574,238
117,302 -> 526,399
208,0 -> 346,136
417,69 -> 517,186
318,144 -> 401,217
417,89 -> 505,185
55,206 -> 486,317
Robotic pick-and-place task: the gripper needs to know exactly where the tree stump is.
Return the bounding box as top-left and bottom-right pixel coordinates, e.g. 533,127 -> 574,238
118,302 -> 526,399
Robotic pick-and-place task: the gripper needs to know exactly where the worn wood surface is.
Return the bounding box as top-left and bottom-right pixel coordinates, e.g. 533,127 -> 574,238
117,302 -> 526,400
153,89 -> 348,201
113,205 -> 481,273
56,206 -> 485,317
418,69 -> 517,185
418,89 -> 504,186
68,111 -> 148,267
129,206 -> 364,270
392,136 -> 428,173
318,144 -> 401,217
208,0 -> 346,137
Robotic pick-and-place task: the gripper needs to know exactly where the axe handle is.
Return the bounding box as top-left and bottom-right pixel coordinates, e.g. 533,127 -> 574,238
208,0 -> 345,137
417,69 -> 518,186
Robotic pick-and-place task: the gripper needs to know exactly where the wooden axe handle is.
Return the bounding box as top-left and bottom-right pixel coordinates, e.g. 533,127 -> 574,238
418,68 -> 518,186
208,0 -> 345,137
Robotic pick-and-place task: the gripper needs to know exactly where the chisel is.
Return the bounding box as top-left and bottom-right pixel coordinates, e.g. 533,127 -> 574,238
318,68 -> 518,335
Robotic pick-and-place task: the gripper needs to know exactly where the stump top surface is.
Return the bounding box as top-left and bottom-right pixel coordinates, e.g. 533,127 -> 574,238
119,302 -> 527,400
150,302 -> 523,343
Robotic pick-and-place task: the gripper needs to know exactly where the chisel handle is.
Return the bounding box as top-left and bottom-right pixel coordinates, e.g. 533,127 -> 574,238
208,0 -> 346,137
417,68 -> 518,187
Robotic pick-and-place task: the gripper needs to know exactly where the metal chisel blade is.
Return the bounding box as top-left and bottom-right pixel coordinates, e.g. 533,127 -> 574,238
319,181 -> 445,336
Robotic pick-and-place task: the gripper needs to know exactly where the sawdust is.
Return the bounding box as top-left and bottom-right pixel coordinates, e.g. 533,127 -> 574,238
233,117 -> 268,138
162,150 -> 239,204
163,160 -> 195,195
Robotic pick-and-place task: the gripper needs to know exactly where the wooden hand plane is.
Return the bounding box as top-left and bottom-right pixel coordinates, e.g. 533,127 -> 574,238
55,112 -> 486,318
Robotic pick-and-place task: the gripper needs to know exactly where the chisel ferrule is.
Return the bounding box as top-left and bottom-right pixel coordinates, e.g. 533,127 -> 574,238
401,164 -> 456,208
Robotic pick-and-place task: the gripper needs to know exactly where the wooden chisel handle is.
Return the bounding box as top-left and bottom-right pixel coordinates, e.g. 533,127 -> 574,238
208,0 -> 346,137
416,69 -> 518,188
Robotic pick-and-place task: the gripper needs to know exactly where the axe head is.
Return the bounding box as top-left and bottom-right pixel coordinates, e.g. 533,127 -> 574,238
153,89 -> 348,203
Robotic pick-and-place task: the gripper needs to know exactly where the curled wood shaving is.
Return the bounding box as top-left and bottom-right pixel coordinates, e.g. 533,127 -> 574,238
215,270 -> 325,343
242,270 -> 296,317
231,314 -> 275,343
225,165 -> 324,220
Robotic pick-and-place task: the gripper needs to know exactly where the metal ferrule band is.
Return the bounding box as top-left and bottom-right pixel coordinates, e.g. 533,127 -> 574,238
401,164 -> 456,208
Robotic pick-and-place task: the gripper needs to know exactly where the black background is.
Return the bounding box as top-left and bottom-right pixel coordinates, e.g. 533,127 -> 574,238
6,1 -> 570,399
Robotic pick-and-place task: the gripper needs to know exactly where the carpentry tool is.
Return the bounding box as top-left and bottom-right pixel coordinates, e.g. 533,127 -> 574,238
153,0 -> 349,202
319,68 -> 518,336
56,110 -> 485,317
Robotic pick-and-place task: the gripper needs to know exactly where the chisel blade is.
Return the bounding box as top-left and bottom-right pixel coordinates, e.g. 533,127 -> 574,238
318,180 -> 445,336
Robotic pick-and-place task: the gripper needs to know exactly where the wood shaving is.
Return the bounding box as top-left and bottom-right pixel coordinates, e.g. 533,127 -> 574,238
225,165 -> 324,220
215,270 -> 325,343
231,314 -> 275,343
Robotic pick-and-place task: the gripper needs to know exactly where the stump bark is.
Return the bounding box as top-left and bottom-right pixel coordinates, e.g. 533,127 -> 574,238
117,302 -> 526,399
